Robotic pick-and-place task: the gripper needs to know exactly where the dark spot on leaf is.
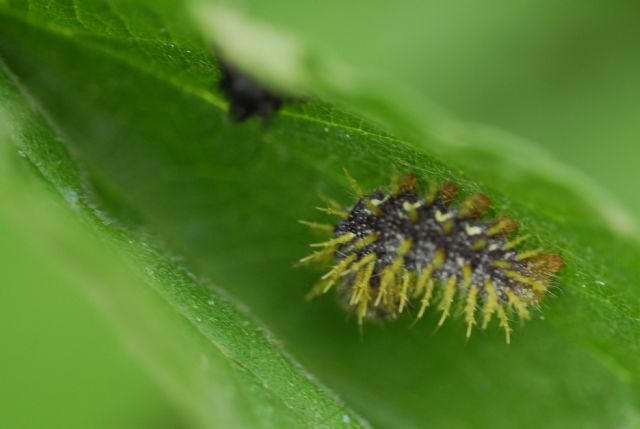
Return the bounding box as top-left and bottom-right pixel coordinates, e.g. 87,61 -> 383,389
218,59 -> 284,122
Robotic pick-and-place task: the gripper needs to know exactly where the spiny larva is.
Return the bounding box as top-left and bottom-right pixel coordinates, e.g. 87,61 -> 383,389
299,172 -> 563,343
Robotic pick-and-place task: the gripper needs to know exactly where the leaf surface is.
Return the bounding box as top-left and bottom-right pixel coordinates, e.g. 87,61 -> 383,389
1,2 -> 639,428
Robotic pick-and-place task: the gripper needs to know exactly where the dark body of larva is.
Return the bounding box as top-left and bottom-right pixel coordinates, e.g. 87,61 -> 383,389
300,174 -> 563,343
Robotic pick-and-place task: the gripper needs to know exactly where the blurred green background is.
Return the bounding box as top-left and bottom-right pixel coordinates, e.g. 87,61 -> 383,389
241,0 -> 640,217
0,212 -> 185,429
1,1 -> 638,427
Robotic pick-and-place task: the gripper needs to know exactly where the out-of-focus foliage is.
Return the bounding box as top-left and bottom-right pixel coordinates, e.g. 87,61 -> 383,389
0,209 -> 182,429
240,0 -> 640,216
1,1 -> 639,429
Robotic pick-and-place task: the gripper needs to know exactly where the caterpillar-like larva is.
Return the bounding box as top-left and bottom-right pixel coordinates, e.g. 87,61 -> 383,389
299,172 -> 563,343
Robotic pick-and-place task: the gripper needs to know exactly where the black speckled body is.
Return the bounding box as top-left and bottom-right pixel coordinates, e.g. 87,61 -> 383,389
301,175 -> 563,341
334,190 -> 530,305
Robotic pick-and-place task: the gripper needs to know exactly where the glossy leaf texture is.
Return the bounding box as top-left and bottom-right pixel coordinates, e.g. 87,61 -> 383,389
1,2 -> 639,428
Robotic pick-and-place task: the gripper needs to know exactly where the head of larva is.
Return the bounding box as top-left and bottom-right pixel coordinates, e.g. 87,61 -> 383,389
301,174 -> 563,343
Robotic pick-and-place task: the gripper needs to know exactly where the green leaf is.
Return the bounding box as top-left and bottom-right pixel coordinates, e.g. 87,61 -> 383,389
1,2 -> 639,429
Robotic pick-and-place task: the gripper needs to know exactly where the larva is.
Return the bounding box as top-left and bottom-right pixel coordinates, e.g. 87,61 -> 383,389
300,172 -> 563,343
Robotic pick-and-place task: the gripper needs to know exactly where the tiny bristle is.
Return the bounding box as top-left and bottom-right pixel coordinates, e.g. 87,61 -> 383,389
465,286 -> 479,338
299,172 -> 563,341
317,192 -> 344,210
503,235 -> 529,250
496,304 -> 512,344
487,215 -> 518,236
437,275 -> 458,326
541,254 -> 565,273
343,168 -> 364,196
458,194 -> 490,218
515,248 -> 543,261
315,206 -> 349,218
398,174 -> 418,193
438,183 -> 458,202
299,220 -> 334,232
425,182 -> 438,205
309,232 -> 355,248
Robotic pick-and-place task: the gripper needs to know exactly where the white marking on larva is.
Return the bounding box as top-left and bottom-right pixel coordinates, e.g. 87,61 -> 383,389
488,243 -> 500,251
402,201 -> 421,212
465,225 -> 484,236
371,198 -> 383,206
435,210 -> 454,222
